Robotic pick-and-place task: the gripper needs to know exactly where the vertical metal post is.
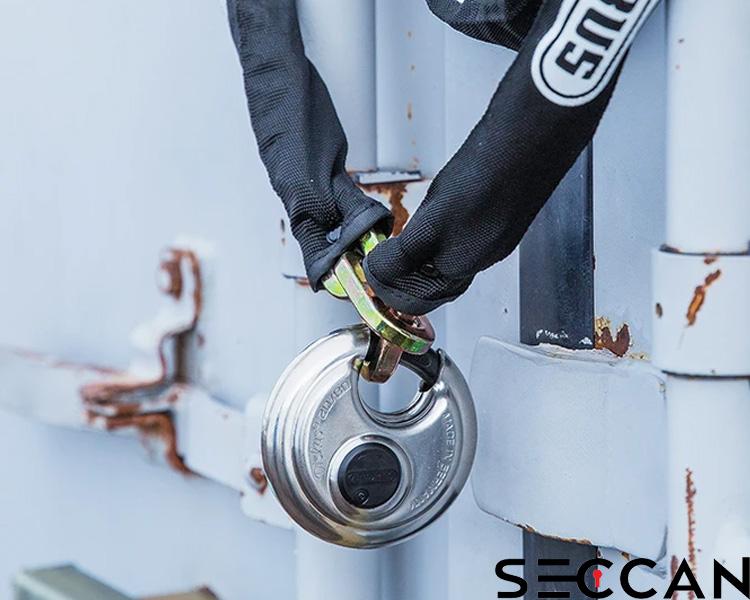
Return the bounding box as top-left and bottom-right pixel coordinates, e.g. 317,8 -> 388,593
658,2 -> 750,597
519,147 -> 596,598
297,0 -> 377,172
664,0 -> 750,253
293,4 -> 384,600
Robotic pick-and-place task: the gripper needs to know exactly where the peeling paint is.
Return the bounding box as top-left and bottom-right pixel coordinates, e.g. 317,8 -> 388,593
535,328 -> 570,342
594,317 -> 631,357
686,269 -> 721,326
407,101 -> 413,121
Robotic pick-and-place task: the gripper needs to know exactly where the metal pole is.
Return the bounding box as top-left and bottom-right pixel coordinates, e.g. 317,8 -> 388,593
665,0 -> 750,252
296,530 -> 383,600
519,147 -> 597,598
659,2 -> 750,597
297,0 -> 377,172
292,3 -> 383,599
282,0 -> 378,277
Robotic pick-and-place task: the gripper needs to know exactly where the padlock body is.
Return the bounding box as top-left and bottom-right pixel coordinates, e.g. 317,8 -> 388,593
262,325 -> 477,548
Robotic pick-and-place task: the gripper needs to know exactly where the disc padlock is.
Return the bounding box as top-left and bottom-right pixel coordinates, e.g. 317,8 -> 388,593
262,324 -> 477,548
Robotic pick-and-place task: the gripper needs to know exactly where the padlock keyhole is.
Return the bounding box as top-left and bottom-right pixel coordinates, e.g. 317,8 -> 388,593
338,443 -> 402,509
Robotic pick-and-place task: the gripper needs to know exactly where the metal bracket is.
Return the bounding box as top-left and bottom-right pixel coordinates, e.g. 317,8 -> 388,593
0,243 -> 291,529
80,248 -> 202,472
470,338 -> 667,561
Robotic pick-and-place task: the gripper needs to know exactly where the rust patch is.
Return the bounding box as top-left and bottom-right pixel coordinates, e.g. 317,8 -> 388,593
703,256 -> 717,265
594,317 -> 631,357
102,412 -> 191,474
686,269 -> 721,326
360,181 -> 411,236
182,249 -> 202,322
249,467 -> 268,495
294,277 -> 311,288
81,247 -> 203,474
656,303 -> 663,318
671,556 -> 679,600
407,101 -> 413,121
158,248 -> 203,322
685,468 -> 697,596
159,253 -> 183,299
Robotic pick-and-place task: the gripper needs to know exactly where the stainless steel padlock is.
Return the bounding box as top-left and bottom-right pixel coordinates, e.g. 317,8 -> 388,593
262,324 -> 477,548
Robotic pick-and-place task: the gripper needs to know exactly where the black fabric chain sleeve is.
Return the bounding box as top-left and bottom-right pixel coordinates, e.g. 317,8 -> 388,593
425,0 -> 543,50
364,0 -> 627,315
227,0 -> 393,289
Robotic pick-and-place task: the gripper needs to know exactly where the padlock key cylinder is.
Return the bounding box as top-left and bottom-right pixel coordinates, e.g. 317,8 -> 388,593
338,443 -> 402,509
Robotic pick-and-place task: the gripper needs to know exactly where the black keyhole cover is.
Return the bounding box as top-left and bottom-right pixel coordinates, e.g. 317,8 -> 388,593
338,443 -> 402,509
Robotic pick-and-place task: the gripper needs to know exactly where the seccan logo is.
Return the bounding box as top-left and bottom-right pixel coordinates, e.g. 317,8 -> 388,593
496,557 -> 750,598
531,0 -> 660,106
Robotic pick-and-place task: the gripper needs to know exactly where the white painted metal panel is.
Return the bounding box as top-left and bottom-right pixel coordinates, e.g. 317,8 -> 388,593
0,0 -> 683,598
593,4 -> 667,357
0,1 -> 298,596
